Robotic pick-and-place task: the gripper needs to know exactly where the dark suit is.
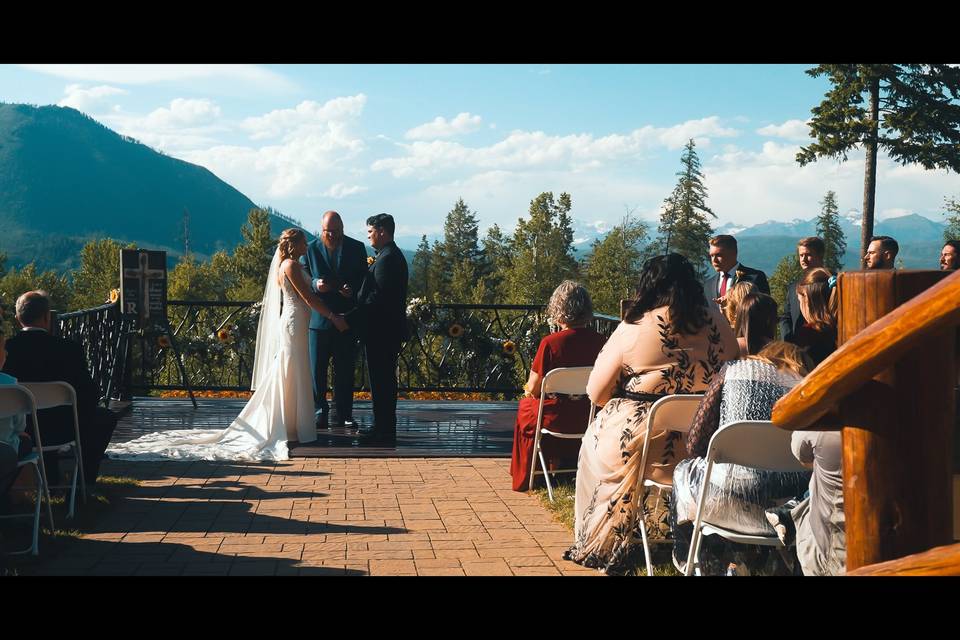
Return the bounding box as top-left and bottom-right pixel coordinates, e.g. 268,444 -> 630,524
302,236 -> 369,425
778,281 -> 804,341
704,263 -> 770,307
2,329 -> 118,485
347,241 -> 409,436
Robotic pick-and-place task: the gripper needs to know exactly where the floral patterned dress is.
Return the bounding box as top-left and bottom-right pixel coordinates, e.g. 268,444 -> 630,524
564,304 -> 738,574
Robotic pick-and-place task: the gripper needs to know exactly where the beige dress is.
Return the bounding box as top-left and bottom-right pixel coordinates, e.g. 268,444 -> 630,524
564,304 -> 738,573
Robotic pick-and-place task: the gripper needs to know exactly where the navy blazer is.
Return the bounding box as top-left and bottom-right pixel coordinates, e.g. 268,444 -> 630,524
348,241 -> 409,344
302,235 -> 369,330
704,263 -> 770,301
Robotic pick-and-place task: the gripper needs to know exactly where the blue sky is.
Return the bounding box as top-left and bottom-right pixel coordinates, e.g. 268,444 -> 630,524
3,64 -> 958,245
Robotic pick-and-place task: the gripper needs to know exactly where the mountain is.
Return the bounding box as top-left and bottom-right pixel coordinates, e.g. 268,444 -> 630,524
0,103 -> 297,272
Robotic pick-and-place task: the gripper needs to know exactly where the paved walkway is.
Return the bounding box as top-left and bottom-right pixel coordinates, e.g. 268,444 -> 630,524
21,457 -> 599,576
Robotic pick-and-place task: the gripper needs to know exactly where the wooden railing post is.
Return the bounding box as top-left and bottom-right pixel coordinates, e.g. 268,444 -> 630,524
836,270 -> 955,571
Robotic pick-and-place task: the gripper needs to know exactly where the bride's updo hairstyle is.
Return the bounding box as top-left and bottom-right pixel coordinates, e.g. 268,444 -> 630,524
278,228 -> 306,261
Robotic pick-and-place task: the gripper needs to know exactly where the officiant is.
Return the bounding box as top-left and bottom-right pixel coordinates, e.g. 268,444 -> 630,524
304,211 -> 369,430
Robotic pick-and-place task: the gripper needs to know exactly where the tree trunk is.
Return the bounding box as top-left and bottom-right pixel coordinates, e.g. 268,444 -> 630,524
861,76 -> 880,262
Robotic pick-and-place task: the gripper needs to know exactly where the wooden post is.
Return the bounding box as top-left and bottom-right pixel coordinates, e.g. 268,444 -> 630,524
836,270 -> 955,571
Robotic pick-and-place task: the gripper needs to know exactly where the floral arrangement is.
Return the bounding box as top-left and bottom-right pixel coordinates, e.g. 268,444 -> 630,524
447,323 -> 465,338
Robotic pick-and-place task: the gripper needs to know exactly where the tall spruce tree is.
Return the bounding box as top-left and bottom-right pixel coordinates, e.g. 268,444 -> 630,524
505,192 -> 579,304
943,196 -> 960,242
409,235 -> 433,299
229,208 -> 277,300
797,64 -> 960,257
479,224 -> 511,303
816,190 -> 847,273
583,215 -> 649,316
442,198 -> 484,302
655,139 -> 716,274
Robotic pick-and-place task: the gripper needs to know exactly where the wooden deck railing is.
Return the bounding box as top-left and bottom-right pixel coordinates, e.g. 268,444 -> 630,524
771,268 -> 960,575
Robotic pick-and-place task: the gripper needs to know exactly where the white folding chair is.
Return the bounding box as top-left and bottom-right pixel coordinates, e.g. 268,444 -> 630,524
21,382 -> 86,518
634,393 -> 704,576
0,385 -> 56,556
528,366 -> 595,502
684,420 -> 808,576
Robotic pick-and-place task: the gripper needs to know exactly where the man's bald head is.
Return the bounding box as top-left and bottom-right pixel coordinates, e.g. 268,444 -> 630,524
321,210 -> 344,249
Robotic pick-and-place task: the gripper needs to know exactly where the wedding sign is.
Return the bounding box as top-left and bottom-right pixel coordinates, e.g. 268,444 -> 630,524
120,249 -> 167,328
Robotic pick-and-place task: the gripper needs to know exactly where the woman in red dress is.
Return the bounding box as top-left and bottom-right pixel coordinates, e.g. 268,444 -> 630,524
510,281 -> 607,492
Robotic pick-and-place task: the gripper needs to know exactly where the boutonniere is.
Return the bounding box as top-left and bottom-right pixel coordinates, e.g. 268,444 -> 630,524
367,256 -> 375,266
735,269 -> 746,281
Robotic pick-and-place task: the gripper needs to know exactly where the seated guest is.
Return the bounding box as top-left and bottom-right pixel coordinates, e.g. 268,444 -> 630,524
941,240 -> 960,271
734,292 -> 777,357
510,281 -> 606,492
722,281 -> 757,331
564,253 -> 738,574
780,237 -> 826,341
864,235 -> 898,270
0,326 -> 32,511
767,431 -> 845,576
2,291 -> 118,488
705,234 -> 770,311
788,267 -> 837,367
670,341 -> 813,575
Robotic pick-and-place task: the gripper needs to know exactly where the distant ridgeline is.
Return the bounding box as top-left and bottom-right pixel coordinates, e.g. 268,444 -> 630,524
0,103 -> 301,272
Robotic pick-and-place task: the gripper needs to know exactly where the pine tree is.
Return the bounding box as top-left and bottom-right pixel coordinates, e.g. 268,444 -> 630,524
797,64 -> 960,257
768,254 -> 804,338
409,235 -> 433,299
441,198 -> 484,302
426,240 -> 447,303
943,196 -> 960,242
505,192 -> 579,304
583,215 -> 649,316
478,224 -> 511,303
655,139 -> 716,274
815,190 -> 847,273
228,208 -> 276,301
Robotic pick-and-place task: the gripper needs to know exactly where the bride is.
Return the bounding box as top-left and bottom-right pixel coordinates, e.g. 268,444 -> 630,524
107,228 -> 348,462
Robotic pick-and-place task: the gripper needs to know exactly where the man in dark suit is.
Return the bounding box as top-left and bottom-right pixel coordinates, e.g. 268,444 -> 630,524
864,235 -> 898,270
779,236 -> 826,341
704,234 -> 770,309
303,211 -> 369,430
2,291 -> 118,487
344,213 -> 409,446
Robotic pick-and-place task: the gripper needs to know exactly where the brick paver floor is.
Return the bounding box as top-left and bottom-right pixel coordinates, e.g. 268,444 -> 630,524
19,457 -> 601,576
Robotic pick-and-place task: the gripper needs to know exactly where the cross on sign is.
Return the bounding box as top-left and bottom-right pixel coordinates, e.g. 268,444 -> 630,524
123,252 -> 166,323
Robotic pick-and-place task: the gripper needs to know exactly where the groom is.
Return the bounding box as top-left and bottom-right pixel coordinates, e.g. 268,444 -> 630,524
345,213 -> 409,446
303,211 -> 369,429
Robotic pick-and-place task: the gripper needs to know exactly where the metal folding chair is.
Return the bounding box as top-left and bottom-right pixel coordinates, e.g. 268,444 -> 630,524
635,394 -> 704,576
528,366 -> 595,502
0,385 -> 56,556
684,419 -> 808,576
21,382 -> 86,518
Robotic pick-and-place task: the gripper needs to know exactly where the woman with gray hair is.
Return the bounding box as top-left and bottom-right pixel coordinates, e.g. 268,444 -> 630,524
510,280 -> 606,492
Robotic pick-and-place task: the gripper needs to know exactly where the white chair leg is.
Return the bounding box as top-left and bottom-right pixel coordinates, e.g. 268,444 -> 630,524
539,450 -> 554,502
638,516 -> 654,576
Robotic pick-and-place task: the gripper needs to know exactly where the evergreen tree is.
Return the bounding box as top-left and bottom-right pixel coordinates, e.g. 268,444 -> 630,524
478,224 -> 511,303
409,235 -> 433,299
583,215 -> 649,316
441,198 -> 484,302
815,190 -> 847,273
70,238 -> 135,309
943,196 -> 960,242
654,139 -> 716,274
797,64 -> 960,257
768,254 -> 804,338
228,208 -> 276,301
505,192 -> 579,304
426,240 -> 447,302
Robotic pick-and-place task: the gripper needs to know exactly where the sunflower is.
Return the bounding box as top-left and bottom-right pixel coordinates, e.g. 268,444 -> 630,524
448,323 -> 465,338
217,328 -> 232,343
367,256 -> 375,266
108,288 -> 120,304
157,335 -> 172,349
502,340 -> 516,356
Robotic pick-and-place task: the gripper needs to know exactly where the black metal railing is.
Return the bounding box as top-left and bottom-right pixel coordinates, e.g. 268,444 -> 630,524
129,301 -> 621,397
55,301 -> 133,404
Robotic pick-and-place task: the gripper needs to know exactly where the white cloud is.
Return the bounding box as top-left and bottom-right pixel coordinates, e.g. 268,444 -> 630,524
756,119 -> 812,142
58,84 -> 128,112
144,98 -> 222,129
405,112 -> 483,140
321,183 -> 368,199
241,95 -> 367,141
374,117 -> 741,179
20,64 -> 295,92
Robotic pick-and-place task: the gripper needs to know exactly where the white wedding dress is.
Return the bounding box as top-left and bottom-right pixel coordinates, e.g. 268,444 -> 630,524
107,254 -> 316,462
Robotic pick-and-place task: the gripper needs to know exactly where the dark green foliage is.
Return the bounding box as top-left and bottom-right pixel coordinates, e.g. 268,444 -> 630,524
768,254 -> 803,337
70,238 -> 137,309
654,139 -> 716,275
816,191 -> 847,273
583,215 -> 649,316
504,192 -> 579,304
409,235 -> 433,300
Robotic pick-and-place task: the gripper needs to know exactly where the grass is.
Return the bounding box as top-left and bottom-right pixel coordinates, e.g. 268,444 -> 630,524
532,475 -> 681,576
0,475 -> 142,567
